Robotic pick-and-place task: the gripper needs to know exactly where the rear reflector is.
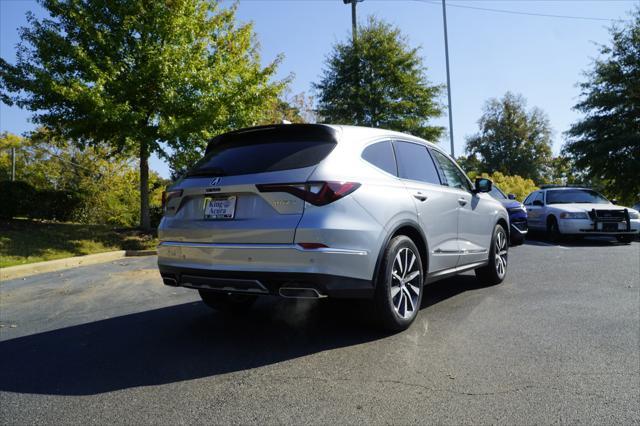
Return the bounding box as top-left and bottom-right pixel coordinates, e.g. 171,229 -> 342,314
256,181 -> 360,206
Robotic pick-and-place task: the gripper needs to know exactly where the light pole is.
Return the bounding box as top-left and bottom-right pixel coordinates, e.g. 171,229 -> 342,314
343,0 -> 363,42
442,0 -> 455,157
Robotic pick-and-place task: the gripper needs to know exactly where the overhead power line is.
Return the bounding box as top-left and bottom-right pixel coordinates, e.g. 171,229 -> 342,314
419,0 -> 624,22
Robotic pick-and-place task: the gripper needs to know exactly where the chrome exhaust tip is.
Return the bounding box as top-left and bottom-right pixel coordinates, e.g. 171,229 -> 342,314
279,287 -> 326,299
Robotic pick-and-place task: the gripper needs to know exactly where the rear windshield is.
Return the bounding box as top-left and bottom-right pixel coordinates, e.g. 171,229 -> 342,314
186,140 -> 336,177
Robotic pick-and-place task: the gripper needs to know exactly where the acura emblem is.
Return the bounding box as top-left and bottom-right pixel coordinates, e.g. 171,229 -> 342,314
210,177 -> 221,186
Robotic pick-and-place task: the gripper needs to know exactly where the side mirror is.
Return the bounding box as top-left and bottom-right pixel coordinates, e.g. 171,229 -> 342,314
508,193 -> 516,200
475,178 -> 492,193
611,199 -> 618,205
533,200 -> 544,206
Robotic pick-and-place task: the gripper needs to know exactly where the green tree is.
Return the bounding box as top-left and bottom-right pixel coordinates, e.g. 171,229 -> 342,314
465,92 -> 553,183
1,0 -> 285,229
564,8 -> 640,206
314,17 -> 443,140
1,129 -> 166,227
455,154 -> 483,175
258,92 -> 316,126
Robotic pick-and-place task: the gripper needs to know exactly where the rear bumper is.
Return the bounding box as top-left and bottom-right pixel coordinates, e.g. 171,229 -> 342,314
157,241 -> 374,298
158,265 -> 374,299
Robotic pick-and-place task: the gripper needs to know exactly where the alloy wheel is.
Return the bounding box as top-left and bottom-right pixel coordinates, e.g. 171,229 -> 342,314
494,229 -> 508,279
390,247 -> 421,319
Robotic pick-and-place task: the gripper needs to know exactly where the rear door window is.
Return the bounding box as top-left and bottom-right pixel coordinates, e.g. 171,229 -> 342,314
362,141 -> 397,176
393,141 -> 441,185
187,140 -> 336,177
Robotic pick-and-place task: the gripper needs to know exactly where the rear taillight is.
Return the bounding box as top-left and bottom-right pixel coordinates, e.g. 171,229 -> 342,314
161,189 -> 183,210
256,181 -> 360,206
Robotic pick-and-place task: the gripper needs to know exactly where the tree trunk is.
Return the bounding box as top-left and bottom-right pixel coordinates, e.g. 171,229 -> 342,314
139,140 -> 150,231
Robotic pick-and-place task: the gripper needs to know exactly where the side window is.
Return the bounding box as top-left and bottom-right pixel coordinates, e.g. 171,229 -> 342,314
523,193 -> 535,205
430,149 -> 472,191
526,192 -> 542,205
393,141 -> 441,185
362,141 -> 397,176
535,192 -> 545,205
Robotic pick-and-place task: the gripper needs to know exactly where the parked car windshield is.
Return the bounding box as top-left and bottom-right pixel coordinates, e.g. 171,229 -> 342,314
546,189 -> 609,204
187,139 -> 336,177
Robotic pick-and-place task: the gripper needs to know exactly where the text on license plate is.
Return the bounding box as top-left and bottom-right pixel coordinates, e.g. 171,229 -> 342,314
204,196 -> 236,220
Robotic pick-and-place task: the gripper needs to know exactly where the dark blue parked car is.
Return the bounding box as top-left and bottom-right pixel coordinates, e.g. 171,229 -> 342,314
489,185 -> 528,245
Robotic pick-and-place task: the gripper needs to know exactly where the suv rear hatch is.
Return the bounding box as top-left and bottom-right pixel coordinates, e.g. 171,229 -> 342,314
160,125 -> 338,244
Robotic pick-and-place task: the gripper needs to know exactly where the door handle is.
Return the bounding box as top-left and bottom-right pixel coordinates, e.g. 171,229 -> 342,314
458,198 -> 468,206
413,192 -> 428,202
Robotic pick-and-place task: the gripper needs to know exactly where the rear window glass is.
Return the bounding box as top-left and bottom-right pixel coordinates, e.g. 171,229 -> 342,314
394,141 -> 441,185
187,140 -> 336,177
362,141 -> 397,176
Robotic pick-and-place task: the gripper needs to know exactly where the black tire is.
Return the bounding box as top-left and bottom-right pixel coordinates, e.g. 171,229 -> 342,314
198,290 -> 257,313
374,235 -> 424,332
616,235 -> 633,244
475,224 -> 508,286
546,216 -> 562,243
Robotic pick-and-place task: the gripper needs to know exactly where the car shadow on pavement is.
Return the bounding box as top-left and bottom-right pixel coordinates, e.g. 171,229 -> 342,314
524,231 -> 635,247
0,275 -> 483,396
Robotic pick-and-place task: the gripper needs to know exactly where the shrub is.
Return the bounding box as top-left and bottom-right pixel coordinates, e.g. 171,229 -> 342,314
32,189 -> 81,222
0,180 -> 36,219
467,171 -> 538,201
0,180 -> 80,221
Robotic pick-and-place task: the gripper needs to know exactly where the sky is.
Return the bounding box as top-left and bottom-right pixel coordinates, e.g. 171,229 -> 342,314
1,0 -> 636,178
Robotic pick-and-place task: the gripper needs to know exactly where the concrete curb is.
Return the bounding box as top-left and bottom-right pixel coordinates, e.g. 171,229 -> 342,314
1,249 -> 158,281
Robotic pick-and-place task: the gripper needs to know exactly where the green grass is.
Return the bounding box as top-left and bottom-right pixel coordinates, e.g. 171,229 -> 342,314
0,219 -> 158,268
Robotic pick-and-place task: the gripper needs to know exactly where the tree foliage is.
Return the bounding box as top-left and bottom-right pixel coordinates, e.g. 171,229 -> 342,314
0,130 -> 166,227
466,171 -> 539,202
258,92 -> 316,126
0,0 -> 286,228
314,17 -> 443,140
564,8 -> 640,205
465,92 -> 553,183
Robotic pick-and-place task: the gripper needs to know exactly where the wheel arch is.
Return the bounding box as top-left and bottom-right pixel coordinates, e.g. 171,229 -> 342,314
497,216 -> 510,240
372,221 -> 429,285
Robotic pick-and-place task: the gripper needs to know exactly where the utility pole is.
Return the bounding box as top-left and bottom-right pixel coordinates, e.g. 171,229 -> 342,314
11,147 -> 16,181
442,0 -> 455,157
343,0 -> 363,42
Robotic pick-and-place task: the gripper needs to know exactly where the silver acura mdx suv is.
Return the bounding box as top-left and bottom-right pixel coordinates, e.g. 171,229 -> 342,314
158,124 -> 510,331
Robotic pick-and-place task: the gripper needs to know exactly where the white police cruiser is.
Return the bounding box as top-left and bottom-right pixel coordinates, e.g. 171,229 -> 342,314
523,186 -> 639,243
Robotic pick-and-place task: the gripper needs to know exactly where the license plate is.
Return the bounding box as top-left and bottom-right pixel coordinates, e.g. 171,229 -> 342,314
601,222 -> 618,232
204,196 -> 236,220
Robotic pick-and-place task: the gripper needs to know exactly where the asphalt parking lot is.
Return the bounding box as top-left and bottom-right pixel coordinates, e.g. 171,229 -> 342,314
1,237 -> 639,425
